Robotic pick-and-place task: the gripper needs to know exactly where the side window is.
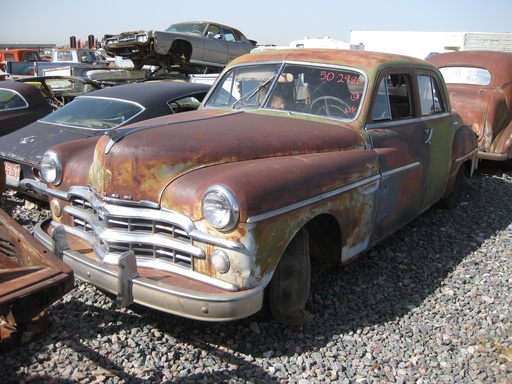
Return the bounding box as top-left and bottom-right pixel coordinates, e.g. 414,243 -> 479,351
371,73 -> 412,121
0,90 -> 29,110
418,75 -> 445,115
372,78 -> 391,120
207,24 -> 222,39
222,27 -> 237,42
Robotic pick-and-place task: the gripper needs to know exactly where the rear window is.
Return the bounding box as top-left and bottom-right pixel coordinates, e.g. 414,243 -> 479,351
439,67 -> 491,85
0,89 -> 29,110
41,97 -> 144,129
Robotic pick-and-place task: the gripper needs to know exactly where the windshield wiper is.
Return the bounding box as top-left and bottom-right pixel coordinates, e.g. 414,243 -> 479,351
231,74 -> 277,109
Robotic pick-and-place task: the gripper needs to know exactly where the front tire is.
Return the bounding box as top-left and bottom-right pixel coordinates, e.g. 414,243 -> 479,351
268,228 -> 314,326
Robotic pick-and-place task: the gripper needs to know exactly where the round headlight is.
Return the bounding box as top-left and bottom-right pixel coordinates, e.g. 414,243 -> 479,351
202,185 -> 239,231
39,151 -> 63,185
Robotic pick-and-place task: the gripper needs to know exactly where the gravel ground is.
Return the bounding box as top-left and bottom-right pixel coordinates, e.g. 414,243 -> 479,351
0,162 -> 511,383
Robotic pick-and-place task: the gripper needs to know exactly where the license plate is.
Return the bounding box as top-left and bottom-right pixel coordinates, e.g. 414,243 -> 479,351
4,162 -> 21,182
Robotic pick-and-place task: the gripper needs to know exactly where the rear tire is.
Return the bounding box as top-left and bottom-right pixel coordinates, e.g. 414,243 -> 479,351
438,164 -> 465,209
268,228 -> 314,326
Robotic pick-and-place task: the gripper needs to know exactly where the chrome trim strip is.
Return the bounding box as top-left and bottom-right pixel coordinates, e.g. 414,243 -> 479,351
456,148 -> 479,163
50,219 -> 237,292
134,257 -> 238,291
66,187 -> 245,251
247,174 -> 381,223
477,150 -> 507,161
97,228 -> 206,259
247,161 -> 421,223
381,161 -> 420,178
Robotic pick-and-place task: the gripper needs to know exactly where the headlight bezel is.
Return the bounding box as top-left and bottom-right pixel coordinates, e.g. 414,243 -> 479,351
136,34 -> 149,43
39,151 -> 63,185
201,185 -> 239,232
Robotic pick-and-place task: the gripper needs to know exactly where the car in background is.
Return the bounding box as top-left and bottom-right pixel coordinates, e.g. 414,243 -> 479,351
104,21 -> 256,73
1,81 -> 210,201
34,49 -> 478,326
16,76 -> 101,109
0,159 -> 74,351
0,81 -> 54,136
1,77 -> 101,137
427,51 -> 512,169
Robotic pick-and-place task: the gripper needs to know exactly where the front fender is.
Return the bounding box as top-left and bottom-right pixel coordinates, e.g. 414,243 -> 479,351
161,150 -> 380,283
46,136 -> 101,194
161,150 -> 379,224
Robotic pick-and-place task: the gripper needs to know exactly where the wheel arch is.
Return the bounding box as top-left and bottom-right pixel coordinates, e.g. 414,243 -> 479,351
170,39 -> 193,62
305,213 -> 342,264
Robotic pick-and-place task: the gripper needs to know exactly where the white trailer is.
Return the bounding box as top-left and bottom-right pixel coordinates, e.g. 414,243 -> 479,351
349,31 -> 512,59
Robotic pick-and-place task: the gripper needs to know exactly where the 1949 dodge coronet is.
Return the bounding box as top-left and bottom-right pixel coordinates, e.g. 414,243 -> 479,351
34,49 -> 478,325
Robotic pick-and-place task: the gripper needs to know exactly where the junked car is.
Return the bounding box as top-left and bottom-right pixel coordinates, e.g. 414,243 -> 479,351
34,49 -> 478,325
1,76 -> 101,137
16,75 -> 101,109
103,21 -> 256,73
0,81 -> 54,137
427,51 -> 512,168
0,159 -> 74,351
1,81 -> 210,201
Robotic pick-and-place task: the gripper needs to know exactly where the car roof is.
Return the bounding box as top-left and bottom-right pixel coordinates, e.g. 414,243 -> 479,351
229,49 -> 436,79
77,81 -> 210,105
427,50 -> 512,86
0,80 -> 53,108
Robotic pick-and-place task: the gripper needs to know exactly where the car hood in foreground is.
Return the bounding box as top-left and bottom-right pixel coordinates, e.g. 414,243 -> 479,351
87,109 -> 369,203
0,122 -> 102,166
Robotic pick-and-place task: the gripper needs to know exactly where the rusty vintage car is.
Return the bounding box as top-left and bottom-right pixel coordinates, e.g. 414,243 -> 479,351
427,51 -> 512,168
34,49 -> 478,325
103,21 -> 256,73
0,159 -> 74,350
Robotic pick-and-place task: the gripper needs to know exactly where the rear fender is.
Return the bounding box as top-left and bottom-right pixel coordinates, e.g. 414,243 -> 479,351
443,124 -> 478,199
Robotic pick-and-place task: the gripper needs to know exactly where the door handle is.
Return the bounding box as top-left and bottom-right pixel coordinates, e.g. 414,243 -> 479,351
424,128 -> 433,144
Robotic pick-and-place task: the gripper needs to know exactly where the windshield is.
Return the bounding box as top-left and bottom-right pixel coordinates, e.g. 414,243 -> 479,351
24,78 -> 97,96
40,97 -> 144,130
204,63 -> 366,120
439,67 -> 491,85
165,22 -> 207,35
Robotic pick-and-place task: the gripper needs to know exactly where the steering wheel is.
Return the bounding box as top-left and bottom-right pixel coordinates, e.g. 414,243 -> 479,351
49,95 -> 66,110
169,101 -> 182,113
309,96 -> 351,118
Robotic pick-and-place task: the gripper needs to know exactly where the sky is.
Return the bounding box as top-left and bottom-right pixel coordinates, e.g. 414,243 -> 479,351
2,0 -> 511,47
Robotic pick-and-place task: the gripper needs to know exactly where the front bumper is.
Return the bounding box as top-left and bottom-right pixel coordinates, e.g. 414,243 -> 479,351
34,218 -> 264,322
6,178 -> 48,201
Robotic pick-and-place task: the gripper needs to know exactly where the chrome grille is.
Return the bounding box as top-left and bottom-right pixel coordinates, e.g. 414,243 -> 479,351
67,190 -> 203,270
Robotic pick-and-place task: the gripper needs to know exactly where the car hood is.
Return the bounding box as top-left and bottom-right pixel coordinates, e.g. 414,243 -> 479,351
0,122 -> 103,166
89,109 -> 369,203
